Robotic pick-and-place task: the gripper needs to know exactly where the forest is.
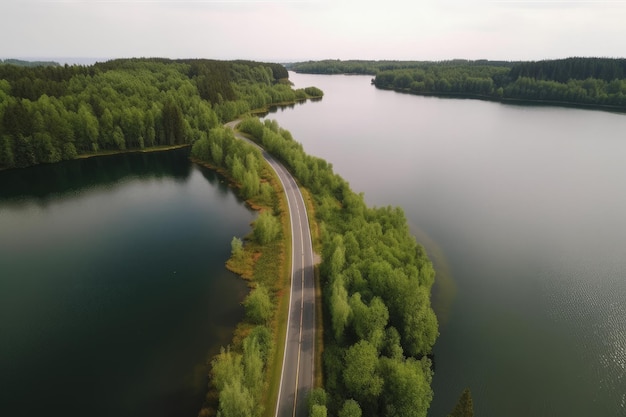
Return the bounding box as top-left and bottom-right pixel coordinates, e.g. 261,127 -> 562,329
0,58 -> 321,170
238,117 -> 439,417
291,58 -> 626,110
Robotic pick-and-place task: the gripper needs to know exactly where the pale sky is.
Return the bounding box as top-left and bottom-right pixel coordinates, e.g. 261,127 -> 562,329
1,0 -> 625,63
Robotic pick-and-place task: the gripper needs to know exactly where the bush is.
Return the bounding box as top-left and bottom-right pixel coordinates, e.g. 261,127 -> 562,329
243,285 -> 273,325
253,210 -> 280,244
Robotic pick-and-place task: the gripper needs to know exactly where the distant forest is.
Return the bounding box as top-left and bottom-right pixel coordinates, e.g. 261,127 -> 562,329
0,58 -> 321,170
289,58 -> 626,110
0,59 -> 61,67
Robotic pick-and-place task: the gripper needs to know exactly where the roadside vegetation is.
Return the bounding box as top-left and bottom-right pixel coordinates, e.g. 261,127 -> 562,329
191,124 -> 291,417
238,117 -> 439,417
291,58 -> 626,110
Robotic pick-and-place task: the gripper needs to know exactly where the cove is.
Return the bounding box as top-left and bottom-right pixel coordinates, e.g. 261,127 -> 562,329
0,149 -> 254,417
264,72 -> 626,417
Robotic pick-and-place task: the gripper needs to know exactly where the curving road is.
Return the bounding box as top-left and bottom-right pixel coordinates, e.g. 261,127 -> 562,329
226,122 -> 315,417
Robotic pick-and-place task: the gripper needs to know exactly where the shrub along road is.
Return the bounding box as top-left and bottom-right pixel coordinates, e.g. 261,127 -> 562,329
226,121 -> 315,417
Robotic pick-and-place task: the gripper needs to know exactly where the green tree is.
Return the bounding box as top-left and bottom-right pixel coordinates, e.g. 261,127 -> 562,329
304,86 -> 324,97
326,235 -> 346,278
349,294 -> 389,349
13,135 -> 35,167
61,142 -> 77,160
310,405 -> 327,417
112,126 -> 125,150
230,155 -> 245,183
401,288 -> 438,357
211,141 -> 224,166
76,103 -> 99,152
99,107 -> 115,149
379,357 -> 433,417
343,340 -> 383,405
162,98 -> 184,145
211,347 -> 244,392
253,210 -> 280,244
231,236 -> 244,260
338,399 -> 362,417
191,137 -> 210,161
120,106 -> 143,148
32,132 -> 60,163
242,334 -> 264,399
382,326 -> 404,360
0,135 -> 15,168
243,285 -> 273,325
447,388 -> 474,417
218,379 -> 255,417
247,325 -> 272,362
242,170 -> 260,199
330,275 -> 351,342
308,387 -> 328,415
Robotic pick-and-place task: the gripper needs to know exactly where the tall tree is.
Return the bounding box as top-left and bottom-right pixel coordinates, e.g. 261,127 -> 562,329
447,388 -> 474,417
161,98 -> 184,145
243,285 -> 273,325
253,211 -> 280,244
218,379 -> 255,417
343,341 -> 383,406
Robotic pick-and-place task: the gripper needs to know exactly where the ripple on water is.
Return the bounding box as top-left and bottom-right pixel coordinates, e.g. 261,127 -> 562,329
541,252 -> 626,415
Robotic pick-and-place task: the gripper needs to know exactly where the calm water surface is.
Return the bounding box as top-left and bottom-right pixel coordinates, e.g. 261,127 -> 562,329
265,72 -> 626,416
0,150 -> 253,417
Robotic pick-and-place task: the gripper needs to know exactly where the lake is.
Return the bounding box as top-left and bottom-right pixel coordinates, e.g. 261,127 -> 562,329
264,72 -> 626,417
0,149 -> 254,417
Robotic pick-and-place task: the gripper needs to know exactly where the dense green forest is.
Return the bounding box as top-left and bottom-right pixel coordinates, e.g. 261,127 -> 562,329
291,58 -> 626,110
0,58 -> 321,170
238,118 -> 439,417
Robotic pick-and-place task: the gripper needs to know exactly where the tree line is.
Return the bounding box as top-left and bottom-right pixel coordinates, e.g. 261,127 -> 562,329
0,59 -> 61,68
373,58 -> 626,109
291,58 -> 626,110
238,117 -> 439,417
0,58 -> 321,170
288,59 -> 513,75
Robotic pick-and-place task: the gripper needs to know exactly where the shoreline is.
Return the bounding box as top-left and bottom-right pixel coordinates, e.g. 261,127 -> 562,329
0,144 -> 192,173
374,85 -> 626,113
75,144 -> 191,160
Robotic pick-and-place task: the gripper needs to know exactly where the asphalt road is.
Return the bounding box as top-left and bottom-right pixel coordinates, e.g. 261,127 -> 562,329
226,122 -> 316,417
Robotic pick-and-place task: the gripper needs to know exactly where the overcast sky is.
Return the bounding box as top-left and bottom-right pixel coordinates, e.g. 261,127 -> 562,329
1,0 -> 624,63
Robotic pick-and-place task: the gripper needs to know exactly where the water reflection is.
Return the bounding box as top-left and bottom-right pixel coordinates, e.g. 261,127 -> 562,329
0,150 -> 252,417
0,148 -> 192,205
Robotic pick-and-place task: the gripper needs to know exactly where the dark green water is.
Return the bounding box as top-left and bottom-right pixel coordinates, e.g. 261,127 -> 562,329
0,149 -> 254,417
265,72 -> 626,417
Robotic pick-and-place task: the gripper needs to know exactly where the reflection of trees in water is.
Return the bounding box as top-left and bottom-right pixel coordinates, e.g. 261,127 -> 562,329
197,164 -> 232,197
0,148 -> 192,205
